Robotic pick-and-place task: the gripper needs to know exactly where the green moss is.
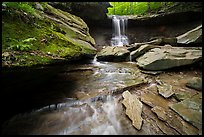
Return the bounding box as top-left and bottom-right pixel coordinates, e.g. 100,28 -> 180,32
11,52 -> 53,67
2,12 -> 50,51
2,3 -> 96,67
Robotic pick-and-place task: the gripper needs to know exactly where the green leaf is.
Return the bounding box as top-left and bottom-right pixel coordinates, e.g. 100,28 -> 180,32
22,38 -> 36,43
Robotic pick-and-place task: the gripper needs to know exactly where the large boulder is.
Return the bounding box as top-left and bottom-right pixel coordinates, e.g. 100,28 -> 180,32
136,46 -> 202,71
96,46 -> 130,62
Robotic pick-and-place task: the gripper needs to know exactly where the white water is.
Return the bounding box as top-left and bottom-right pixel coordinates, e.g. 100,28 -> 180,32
129,54 -> 132,62
57,95 -> 122,135
111,16 -> 129,46
2,94 -> 122,135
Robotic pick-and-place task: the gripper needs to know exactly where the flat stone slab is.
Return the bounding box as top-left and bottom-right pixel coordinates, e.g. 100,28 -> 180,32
140,92 -> 171,109
141,92 -> 199,135
174,91 -> 198,101
136,47 -> 202,71
142,105 -> 179,135
157,83 -> 174,98
96,46 -> 130,61
177,24 -> 202,44
186,77 -> 202,91
151,106 -> 199,135
122,90 -> 143,130
169,93 -> 202,130
130,44 -> 159,61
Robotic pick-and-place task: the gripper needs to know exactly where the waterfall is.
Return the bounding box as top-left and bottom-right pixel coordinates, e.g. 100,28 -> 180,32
111,16 -> 129,47
129,54 -> 132,62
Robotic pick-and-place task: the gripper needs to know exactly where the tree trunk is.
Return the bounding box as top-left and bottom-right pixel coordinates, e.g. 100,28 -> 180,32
147,2 -> 151,14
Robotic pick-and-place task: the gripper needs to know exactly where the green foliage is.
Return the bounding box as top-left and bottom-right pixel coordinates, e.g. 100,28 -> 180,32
2,2 -> 96,67
8,38 -> 36,51
22,38 -> 37,43
14,53 -> 53,67
107,2 -> 174,15
2,2 -> 36,15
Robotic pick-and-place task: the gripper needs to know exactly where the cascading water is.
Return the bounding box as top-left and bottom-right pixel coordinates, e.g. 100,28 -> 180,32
2,94 -> 123,135
111,16 -> 129,46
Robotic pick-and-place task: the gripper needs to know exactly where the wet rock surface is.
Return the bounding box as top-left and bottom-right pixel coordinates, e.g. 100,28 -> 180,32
1,58 -> 202,135
2,103 -> 95,135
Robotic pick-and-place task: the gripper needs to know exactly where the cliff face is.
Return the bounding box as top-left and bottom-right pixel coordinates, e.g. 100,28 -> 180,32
48,2 -> 111,23
2,2 -> 97,67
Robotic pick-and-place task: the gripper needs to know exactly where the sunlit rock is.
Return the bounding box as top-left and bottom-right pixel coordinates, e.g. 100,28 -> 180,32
122,90 -> 143,130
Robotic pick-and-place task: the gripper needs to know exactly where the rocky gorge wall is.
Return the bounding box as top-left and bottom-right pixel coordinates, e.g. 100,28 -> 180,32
47,2 -> 202,50
88,11 -> 202,50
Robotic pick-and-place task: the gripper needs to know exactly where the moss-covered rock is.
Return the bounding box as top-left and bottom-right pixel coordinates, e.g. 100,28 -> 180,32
2,2 -> 96,67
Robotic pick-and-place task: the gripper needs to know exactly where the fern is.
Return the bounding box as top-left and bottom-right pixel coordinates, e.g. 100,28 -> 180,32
2,2 -> 36,15
8,37 -> 36,51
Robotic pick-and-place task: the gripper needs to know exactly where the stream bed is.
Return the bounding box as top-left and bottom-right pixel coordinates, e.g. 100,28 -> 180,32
1,59 -> 202,135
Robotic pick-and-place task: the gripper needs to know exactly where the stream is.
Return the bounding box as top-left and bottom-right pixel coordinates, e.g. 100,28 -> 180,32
1,58 -> 145,135
1,13 -> 202,135
1,57 -> 202,135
